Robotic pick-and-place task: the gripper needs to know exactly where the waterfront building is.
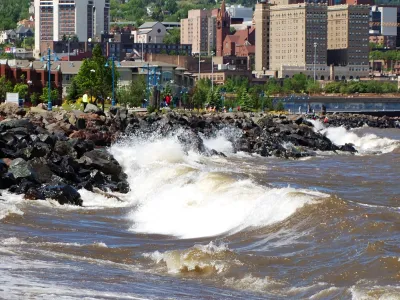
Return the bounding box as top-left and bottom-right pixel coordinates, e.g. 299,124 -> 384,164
269,3 -> 328,79
328,4 -> 370,69
180,9 -> 216,55
34,0 -> 110,57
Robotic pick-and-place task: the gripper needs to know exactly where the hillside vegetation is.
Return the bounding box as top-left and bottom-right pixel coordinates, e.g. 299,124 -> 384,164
0,0 -> 31,30
110,0 -> 256,26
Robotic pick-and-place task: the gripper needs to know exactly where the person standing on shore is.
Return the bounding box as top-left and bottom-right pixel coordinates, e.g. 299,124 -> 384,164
82,92 -> 88,111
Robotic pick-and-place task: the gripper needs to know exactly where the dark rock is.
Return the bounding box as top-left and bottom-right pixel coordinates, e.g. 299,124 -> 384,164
24,187 -> 45,200
54,140 -> 77,158
8,158 -> 37,181
339,143 -> 358,153
78,149 -> 122,178
29,157 -> 54,184
117,181 -> 130,193
0,173 -> 16,189
41,185 -> 83,206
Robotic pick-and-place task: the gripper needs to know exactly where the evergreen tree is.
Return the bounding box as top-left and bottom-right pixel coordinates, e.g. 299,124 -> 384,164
240,92 -> 253,112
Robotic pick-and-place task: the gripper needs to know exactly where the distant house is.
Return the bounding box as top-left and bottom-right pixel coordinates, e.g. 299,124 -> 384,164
132,22 -> 167,44
0,30 -> 17,44
15,26 -> 34,40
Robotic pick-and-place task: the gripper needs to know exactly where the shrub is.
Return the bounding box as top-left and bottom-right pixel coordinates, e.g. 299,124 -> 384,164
147,105 -> 156,113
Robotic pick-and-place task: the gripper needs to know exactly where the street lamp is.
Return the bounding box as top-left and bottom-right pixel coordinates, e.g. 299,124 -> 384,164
211,50 -> 215,91
313,42 -> 317,83
40,47 -> 59,111
68,37 -> 71,61
105,56 -> 121,107
90,69 -> 95,103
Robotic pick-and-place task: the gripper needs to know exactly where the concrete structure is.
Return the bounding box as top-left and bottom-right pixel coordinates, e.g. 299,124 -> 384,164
327,5 -> 369,69
369,6 -> 397,36
269,3 -> 328,79
34,0 -> 110,57
180,9 -> 216,54
254,1 -> 271,74
226,5 -> 253,22
133,22 -> 168,44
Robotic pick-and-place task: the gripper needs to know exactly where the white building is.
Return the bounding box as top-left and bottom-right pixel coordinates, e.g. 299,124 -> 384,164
132,22 -> 167,44
0,30 -> 17,44
370,6 -> 397,36
226,5 -> 253,22
34,0 -> 110,57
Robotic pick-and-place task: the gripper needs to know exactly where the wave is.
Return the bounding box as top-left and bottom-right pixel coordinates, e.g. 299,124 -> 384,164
0,191 -> 24,220
309,120 -> 399,154
110,131 -> 328,239
144,241 -> 233,275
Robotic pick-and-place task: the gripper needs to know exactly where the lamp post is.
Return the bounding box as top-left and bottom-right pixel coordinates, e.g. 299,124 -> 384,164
211,50 -> 215,91
40,47 -> 59,111
90,69 -> 95,103
68,37 -> 71,61
105,56 -> 120,107
313,42 -> 317,83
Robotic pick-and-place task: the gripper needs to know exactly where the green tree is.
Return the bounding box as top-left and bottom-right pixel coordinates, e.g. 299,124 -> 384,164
117,76 -> 146,108
275,101 -> 285,112
23,37 -> 34,49
13,83 -> 28,99
240,92 -> 253,112
0,76 -> 14,101
30,92 -> 39,106
74,44 -> 118,105
66,79 -> 81,101
306,80 -> 321,94
40,87 -> 59,103
163,28 -> 180,44
191,85 -> 207,109
207,88 -> 217,108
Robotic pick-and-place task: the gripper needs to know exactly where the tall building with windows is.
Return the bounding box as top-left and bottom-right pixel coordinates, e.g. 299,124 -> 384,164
34,0 -> 110,57
269,3 -> 328,78
254,0 -> 271,73
181,9 -> 214,55
328,4 -> 370,68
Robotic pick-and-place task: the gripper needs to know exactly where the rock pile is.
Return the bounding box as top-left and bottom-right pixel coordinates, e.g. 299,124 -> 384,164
326,113 -> 400,129
0,104 -> 129,206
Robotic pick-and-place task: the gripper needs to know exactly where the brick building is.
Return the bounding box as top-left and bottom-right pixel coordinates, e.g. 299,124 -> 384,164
0,59 -> 62,104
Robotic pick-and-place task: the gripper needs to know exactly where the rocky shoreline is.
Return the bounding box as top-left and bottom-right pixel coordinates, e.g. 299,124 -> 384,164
0,103 -> 398,206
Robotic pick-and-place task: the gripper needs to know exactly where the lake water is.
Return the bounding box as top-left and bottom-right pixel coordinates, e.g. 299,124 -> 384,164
1,121 -> 399,299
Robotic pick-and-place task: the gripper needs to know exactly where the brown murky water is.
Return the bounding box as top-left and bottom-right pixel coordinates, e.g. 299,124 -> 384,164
1,125 -> 399,299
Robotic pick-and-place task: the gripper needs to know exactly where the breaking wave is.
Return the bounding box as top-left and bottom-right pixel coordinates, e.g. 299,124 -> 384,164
110,129 -> 328,238
309,120 -> 399,154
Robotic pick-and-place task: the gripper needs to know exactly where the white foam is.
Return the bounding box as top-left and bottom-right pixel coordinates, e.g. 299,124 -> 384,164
144,241 -> 232,274
309,120 -> 399,154
110,132 -> 328,239
0,191 -> 24,220
223,274 -> 284,293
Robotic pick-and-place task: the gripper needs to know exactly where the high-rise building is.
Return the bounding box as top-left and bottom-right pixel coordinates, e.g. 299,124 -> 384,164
180,9 -> 215,55
327,4 -> 369,68
34,0 -> 110,56
269,3 -> 328,78
254,0 -> 271,73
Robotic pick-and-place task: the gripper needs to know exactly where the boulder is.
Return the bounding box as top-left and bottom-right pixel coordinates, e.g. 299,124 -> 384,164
29,157 -> 55,184
41,185 -> 83,206
54,140 -> 77,158
84,103 -> 102,114
78,149 -> 122,178
8,158 -> 37,181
